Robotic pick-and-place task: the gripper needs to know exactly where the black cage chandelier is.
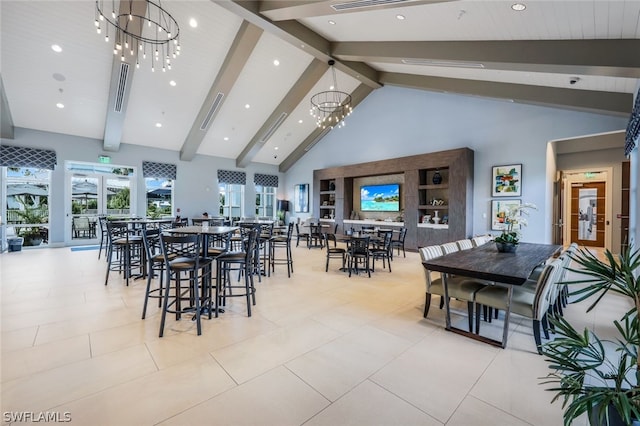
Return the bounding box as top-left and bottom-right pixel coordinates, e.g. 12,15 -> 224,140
310,60 -> 352,129
95,0 -> 181,72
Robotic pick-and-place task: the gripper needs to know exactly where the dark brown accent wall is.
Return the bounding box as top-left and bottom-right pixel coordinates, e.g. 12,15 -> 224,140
313,148 -> 474,251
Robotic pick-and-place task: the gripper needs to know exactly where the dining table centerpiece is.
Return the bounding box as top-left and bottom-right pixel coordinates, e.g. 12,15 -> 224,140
493,202 -> 537,252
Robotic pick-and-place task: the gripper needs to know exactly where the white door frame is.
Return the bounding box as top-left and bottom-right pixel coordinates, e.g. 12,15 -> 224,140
562,166 -> 613,251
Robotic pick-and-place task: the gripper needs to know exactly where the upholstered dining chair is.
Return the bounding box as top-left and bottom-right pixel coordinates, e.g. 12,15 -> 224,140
419,245 -> 488,332
456,239 -> 474,251
474,258 -> 563,354
471,234 -> 494,247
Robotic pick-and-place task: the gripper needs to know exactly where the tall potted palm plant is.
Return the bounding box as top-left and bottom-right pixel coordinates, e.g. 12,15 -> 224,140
540,245 -> 640,426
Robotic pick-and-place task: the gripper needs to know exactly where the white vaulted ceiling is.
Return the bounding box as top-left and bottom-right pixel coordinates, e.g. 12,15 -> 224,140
2,1 -> 639,172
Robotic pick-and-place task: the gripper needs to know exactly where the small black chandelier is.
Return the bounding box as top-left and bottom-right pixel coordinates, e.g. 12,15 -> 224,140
94,0 -> 181,72
310,60 -> 352,129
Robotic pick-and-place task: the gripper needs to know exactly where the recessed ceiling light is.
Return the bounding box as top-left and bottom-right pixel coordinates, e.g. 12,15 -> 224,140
511,3 -> 526,11
245,104 -> 250,109
56,103 -> 64,109
274,146 -> 279,150
223,137 -> 229,141
51,44 -> 62,53
155,122 -> 162,128
328,20 -> 336,25
169,80 -> 176,86
298,119 -> 303,124
273,59 -> 280,66
396,14 -> 405,20
189,18 -> 198,28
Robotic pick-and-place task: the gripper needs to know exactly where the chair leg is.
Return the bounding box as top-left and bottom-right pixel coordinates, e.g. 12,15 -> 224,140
141,265 -> 153,319
439,297 -> 444,309
159,269 -> 171,337
533,319 -> 543,354
541,314 -> 550,339
467,301 -> 474,333
475,303 -> 481,335
423,293 -> 432,317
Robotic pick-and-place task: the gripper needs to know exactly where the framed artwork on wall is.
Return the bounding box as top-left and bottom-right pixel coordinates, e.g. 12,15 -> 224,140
491,199 -> 521,231
492,164 -> 522,197
294,183 -> 309,213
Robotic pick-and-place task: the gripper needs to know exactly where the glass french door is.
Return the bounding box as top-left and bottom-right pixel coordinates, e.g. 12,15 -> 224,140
66,164 -> 135,244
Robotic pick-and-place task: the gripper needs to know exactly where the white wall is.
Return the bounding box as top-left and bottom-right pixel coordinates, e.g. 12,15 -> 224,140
285,85 -> 628,243
2,127 -> 282,244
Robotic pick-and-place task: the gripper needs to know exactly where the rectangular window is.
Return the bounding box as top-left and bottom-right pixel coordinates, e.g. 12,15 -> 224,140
255,184 -> 276,218
219,183 -> 244,221
145,178 -> 173,218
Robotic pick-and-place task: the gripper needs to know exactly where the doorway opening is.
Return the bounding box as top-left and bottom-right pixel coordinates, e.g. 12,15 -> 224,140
65,162 -> 136,246
562,168 -> 613,251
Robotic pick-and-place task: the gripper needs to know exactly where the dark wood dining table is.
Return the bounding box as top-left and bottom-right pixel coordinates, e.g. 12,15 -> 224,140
422,242 -> 561,348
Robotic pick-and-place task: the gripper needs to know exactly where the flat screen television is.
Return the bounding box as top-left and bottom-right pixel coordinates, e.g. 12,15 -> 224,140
360,184 -> 400,212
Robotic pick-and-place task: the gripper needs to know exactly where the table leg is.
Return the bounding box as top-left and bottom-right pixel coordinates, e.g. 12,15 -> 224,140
442,273 -> 452,330
501,286 -> 514,349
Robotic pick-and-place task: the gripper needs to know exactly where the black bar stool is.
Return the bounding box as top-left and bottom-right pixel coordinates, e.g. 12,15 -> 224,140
269,222 -> 294,277
104,221 -> 143,286
216,228 -> 259,317
158,234 -> 213,337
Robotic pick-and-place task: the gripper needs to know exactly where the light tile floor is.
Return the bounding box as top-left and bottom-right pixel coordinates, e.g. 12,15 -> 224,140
1,243 -> 628,425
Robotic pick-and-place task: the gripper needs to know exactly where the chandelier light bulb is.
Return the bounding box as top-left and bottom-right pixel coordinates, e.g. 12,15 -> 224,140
105,35 -> 109,42
97,28 -> 101,34
94,19 -> 99,27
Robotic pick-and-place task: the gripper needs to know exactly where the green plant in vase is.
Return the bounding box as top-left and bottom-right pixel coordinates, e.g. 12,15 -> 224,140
493,202 -> 536,252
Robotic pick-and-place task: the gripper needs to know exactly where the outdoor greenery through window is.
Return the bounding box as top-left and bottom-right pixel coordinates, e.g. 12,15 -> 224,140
255,185 -> 276,218
146,178 -> 173,218
219,183 -> 243,221
4,167 -> 50,246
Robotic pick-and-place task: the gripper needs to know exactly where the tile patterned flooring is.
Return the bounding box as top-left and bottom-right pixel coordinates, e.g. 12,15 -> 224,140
1,243 -> 628,425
